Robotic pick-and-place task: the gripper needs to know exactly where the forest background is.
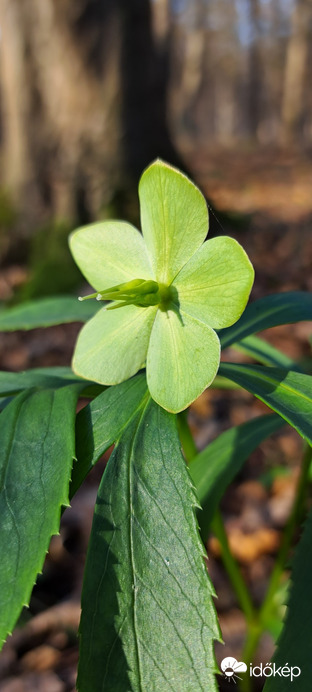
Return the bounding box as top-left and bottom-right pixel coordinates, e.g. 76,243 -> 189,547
0,0 -> 311,298
0,1 -> 311,691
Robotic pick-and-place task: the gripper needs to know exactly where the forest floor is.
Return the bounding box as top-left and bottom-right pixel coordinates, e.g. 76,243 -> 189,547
0,145 -> 311,692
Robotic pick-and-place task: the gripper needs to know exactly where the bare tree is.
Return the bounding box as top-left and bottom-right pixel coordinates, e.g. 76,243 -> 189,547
247,0 -> 264,139
0,0 -> 183,239
281,0 -> 312,141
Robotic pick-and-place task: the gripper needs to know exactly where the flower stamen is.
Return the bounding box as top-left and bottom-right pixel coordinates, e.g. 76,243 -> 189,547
79,278 -> 176,310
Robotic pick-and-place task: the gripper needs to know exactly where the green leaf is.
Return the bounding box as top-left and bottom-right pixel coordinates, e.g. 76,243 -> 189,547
0,384 -> 81,646
233,335 -> 303,371
71,374 -> 148,497
147,307 -> 220,413
139,160 -> 208,284
0,397 -> 14,412
69,221 -> 154,291
0,296 -> 100,331
0,367 -> 87,397
219,363 -> 312,445
78,399 -> 220,692
210,375 -> 242,389
263,506 -> 312,691
189,414 -> 285,541
72,303 -> 157,385
219,292 -> 312,348
174,236 -> 254,329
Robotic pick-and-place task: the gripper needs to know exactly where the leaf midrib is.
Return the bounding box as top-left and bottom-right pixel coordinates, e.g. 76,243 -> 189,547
0,395 -> 30,615
127,397 -> 152,692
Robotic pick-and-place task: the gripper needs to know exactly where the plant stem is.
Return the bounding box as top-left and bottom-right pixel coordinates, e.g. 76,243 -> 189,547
178,409 -> 312,692
211,510 -> 255,623
259,443 -> 312,627
177,410 -> 198,463
240,442 -> 312,686
178,412 -> 255,620
239,624 -> 262,692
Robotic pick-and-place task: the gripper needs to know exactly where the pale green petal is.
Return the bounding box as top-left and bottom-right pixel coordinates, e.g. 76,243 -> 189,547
146,308 -> 220,413
69,221 -> 154,291
174,236 -> 254,329
139,160 -> 208,284
72,304 -> 157,385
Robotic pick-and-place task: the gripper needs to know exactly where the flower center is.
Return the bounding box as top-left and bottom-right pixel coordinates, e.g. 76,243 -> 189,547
79,278 -> 175,311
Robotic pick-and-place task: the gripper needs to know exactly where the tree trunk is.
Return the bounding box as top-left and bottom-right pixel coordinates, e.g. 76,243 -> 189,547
247,0 -> 263,139
119,0 -> 185,181
0,0 -> 183,242
281,0 -> 312,142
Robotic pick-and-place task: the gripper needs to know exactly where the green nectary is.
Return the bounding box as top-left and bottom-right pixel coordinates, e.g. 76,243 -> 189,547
69,159 -> 255,412
79,278 -> 175,310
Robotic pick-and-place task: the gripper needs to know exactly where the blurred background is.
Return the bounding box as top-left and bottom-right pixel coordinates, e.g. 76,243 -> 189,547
0,0 -> 311,303
0,2 -> 311,691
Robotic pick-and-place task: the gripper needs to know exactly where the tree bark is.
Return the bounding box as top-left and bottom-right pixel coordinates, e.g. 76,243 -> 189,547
119,0 -> 185,181
0,0 -> 183,238
247,0 -> 263,139
281,0 -> 312,142
0,0 -> 122,228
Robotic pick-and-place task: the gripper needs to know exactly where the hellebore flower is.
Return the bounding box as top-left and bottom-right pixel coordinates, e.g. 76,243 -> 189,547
69,160 -> 254,412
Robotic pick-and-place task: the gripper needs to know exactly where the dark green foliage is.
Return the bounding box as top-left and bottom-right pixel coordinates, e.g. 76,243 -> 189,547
72,374 -> 148,496
234,335 -> 303,371
219,292 -> 312,348
264,507 -> 312,691
78,399 -> 220,692
0,367 -> 87,396
0,297 -> 100,331
219,363 -> 312,445
190,414 -> 285,541
0,274 -> 311,691
0,384 -> 82,644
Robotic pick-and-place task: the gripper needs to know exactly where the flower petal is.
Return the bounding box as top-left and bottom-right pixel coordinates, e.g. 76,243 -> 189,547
174,236 -> 254,329
72,304 -> 157,385
139,160 -> 208,284
69,221 -> 154,291
146,308 -> 220,412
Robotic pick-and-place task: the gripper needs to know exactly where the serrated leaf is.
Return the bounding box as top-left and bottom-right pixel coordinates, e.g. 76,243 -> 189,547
0,296 -> 100,331
219,292 -> 312,348
264,506 -> 312,691
0,367 -> 87,397
78,399 -> 220,692
0,384 -> 81,647
71,374 -> 148,497
189,414 -> 285,541
219,363 -> 312,445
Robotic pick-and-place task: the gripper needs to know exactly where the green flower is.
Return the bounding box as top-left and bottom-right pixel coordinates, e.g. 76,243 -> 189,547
69,160 -> 254,412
